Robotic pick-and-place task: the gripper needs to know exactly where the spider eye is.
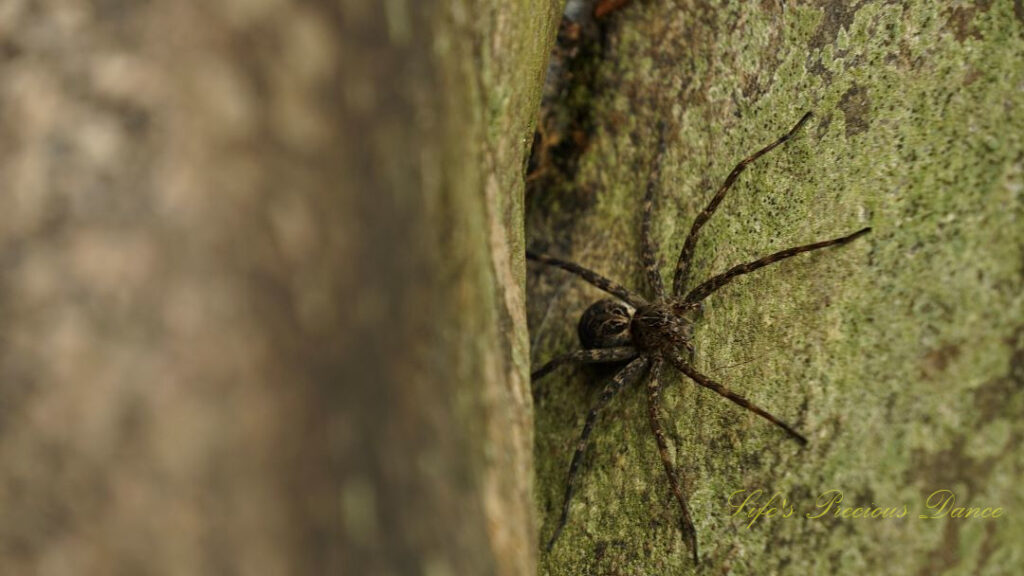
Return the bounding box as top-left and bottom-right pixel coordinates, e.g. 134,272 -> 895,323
577,298 -> 634,349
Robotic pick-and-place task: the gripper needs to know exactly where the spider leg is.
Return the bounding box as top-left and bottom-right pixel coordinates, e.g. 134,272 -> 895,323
672,112 -> 813,296
531,346 -> 639,381
547,356 -> 650,552
528,250 -> 647,307
645,357 -> 699,564
594,0 -> 633,18
683,227 -> 871,304
641,125 -> 668,301
668,353 -> 808,445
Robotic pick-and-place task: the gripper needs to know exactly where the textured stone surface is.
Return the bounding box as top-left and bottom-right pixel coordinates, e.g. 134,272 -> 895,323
0,1 -> 559,574
527,1 -> 1023,574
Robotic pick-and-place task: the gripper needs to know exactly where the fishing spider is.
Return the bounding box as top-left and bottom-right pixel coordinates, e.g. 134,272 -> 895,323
528,112 -> 870,562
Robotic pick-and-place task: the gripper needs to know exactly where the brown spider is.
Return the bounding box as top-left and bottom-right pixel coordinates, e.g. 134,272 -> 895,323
528,112 -> 870,563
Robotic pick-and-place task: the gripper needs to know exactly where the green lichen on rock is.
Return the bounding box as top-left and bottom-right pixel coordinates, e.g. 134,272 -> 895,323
527,1 -> 1023,574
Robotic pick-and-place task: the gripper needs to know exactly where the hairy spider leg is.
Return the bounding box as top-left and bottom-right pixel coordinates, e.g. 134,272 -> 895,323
673,112 -> 813,296
527,250 -> 647,308
645,357 -> 699,564
531,346 -> 639,381
547,356 -> 650,551
594,0 -> 634,19
667,353 -> 807,445
641,124 -> 668,301
684,227 -> 871,304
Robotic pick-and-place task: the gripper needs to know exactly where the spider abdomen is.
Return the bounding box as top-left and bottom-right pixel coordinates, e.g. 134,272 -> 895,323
577,298 -> 634,349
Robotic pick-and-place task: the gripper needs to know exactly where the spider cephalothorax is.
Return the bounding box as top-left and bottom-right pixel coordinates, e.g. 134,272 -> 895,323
528,112 -> 871,563
630,302 -> 699,352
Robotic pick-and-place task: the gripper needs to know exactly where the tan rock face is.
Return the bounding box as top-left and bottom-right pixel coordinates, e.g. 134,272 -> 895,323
0,1 -> 559,575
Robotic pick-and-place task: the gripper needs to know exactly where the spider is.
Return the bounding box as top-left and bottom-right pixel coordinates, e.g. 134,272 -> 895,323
528,112 -> 870,563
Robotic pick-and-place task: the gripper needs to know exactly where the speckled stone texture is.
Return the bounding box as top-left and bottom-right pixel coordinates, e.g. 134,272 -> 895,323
527,1 -> 1023,574
0,1 -> 559,574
